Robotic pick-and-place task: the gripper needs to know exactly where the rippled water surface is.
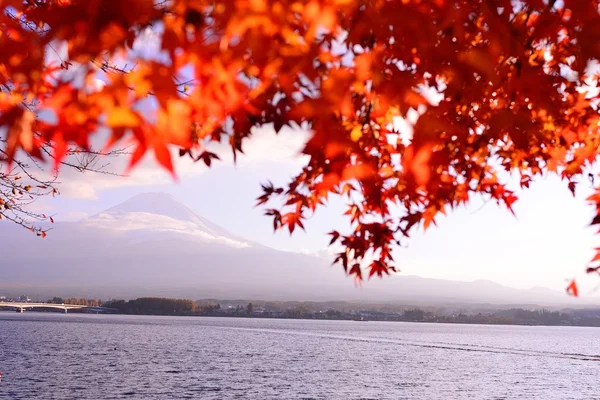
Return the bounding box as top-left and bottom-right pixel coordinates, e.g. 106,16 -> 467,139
1,313 -> 599,399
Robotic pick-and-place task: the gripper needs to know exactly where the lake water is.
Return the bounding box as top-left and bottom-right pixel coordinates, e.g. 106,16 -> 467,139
0,313 -> 599,399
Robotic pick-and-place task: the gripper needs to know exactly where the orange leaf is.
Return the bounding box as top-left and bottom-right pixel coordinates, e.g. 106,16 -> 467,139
566,280 -> 579,297
157,99 -> 192,147
404,144 -> 433,186
2,107 -> 35,162
154,143 -> 175,178
354,53 -> 372,81
283,212 -> 304,234
315,173 -> 340,193
423,206 -> 437,231
106,108 -> 141,128
341,164 -> 376,181
404,90 -> 428,108
126,143 -> 147,173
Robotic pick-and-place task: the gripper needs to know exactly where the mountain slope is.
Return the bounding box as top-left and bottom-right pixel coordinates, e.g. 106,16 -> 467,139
0,192 -> 595,306
83,192 -> 254,248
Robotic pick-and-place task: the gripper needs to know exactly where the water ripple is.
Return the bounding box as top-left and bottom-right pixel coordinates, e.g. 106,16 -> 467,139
0,314 -> 598,399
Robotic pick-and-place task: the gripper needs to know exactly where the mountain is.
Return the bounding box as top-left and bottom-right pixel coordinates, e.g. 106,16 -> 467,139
0,192 -> 596,307
84,192 -> 254,248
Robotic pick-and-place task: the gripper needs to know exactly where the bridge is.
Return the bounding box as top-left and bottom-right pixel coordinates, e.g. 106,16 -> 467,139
0,302 -> 116,313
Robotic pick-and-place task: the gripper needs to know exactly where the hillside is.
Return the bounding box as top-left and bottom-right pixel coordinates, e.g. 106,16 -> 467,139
0,192 -> 595,307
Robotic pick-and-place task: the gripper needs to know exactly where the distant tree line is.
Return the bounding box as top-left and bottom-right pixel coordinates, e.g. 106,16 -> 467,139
399,307 -> 577,326
39,296 -> 600,327
47,297 -> 101,307
102,298 -> 197,315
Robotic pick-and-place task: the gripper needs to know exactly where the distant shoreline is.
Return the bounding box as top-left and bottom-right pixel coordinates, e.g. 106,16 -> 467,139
2,308 -> 600,328
2,296 -> 599,328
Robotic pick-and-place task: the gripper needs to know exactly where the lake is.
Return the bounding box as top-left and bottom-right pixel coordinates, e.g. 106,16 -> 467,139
0,313 -> 598,399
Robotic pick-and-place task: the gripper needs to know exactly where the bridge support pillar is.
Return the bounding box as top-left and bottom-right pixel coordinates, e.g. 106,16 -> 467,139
16,308 -> 23,313
63,308 -> 68,313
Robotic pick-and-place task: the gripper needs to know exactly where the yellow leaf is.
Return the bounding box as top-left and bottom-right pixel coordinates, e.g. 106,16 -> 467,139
106,108 -> 140,128
351,126 -> 362,142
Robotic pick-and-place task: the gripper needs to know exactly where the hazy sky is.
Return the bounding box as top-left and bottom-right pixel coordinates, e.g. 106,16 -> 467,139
21,22 -> 600,294
26,123 -> 599,294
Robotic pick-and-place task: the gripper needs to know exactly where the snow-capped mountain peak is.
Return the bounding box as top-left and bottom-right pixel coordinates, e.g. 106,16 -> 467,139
84,192 -> 250,248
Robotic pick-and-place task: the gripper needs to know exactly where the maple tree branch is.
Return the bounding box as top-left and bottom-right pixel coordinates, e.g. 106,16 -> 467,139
0,136 -> 129,234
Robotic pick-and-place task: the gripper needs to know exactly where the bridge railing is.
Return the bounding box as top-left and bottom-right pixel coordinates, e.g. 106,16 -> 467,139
0,302 -> 117,313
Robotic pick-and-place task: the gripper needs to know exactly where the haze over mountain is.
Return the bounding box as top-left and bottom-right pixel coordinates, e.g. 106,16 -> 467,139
0,192 -> 596,307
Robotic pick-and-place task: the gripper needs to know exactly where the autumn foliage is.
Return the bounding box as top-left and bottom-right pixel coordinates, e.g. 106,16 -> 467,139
3,0 -> 600,292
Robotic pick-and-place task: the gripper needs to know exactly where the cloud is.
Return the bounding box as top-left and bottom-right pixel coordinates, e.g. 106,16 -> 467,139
50,124 -> 311,200
55,152 -> 192,200
62,211 -> 90,221
84,211 -> 251,248
88,78 -> 107,93
237,125 -> 311,165
22,201 -> 56,215
288,245 -> 345,261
